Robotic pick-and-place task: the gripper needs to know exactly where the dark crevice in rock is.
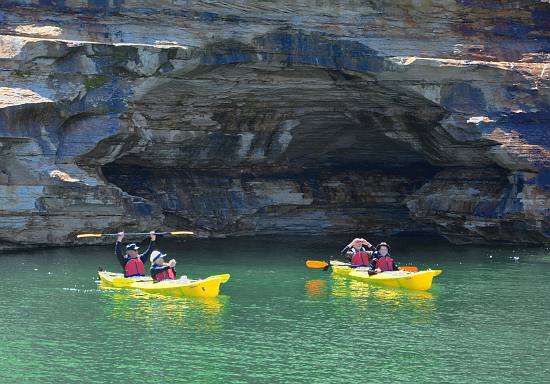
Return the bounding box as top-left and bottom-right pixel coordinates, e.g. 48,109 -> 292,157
102,162 -> 441,236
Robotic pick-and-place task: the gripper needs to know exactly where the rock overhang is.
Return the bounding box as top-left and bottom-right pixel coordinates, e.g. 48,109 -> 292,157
0,1 -> 549,247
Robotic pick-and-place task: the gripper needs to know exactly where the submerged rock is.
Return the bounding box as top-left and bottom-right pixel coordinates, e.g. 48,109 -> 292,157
0,1 -> 549,248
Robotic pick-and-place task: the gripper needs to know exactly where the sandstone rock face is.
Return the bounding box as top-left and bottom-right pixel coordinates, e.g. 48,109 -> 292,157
0,1 -> 549,248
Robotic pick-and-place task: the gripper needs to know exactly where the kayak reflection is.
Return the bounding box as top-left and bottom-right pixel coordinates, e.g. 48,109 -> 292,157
332,274 -> 434,298
326,275 -> 439,325
305,279 -> 328,298
331,274 -> 436,306
97,284 -> 229,330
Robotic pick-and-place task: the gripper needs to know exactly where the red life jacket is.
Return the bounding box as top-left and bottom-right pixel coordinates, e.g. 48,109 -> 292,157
375,256 -> 394,272
125,258 -> 145,277
351,251 -> 370,267
153,268 -> 176,281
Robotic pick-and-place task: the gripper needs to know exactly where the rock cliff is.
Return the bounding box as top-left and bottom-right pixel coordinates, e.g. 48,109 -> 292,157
1,1 -> 549,249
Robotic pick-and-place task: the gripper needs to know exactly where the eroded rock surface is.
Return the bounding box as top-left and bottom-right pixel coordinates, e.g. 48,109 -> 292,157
0,1 -> 549,248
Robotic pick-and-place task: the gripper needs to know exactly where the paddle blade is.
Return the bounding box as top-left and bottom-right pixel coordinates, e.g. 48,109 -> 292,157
77,233 -> 103,238
306,260 -> 329,269
169,231 -> 194,235
399,266 -> 418,272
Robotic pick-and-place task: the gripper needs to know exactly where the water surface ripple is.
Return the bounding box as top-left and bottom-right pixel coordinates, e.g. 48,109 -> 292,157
1,237 -> 549,383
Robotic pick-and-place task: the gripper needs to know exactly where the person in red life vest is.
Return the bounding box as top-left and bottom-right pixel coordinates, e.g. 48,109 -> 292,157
341,237 -> 373,267
150,250 -> 177,281
370,242 -> 399,272
115,231 -> 156,277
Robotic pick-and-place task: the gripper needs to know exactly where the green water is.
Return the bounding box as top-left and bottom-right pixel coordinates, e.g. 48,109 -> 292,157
1,236 -> 549,383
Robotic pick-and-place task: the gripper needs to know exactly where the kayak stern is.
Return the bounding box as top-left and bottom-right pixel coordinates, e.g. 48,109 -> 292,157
97,271 -> 152,288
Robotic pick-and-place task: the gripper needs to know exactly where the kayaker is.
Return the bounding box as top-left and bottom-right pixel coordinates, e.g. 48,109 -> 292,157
150,250 -> 177,281
115,231 -> 156,277
341,238 -> 373,267
370,242 -> 399,272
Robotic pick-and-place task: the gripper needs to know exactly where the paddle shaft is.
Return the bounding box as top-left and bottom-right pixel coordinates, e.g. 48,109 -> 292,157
306,259 -> 418,272
107,232 -> 177,236
77,231 -> 193,238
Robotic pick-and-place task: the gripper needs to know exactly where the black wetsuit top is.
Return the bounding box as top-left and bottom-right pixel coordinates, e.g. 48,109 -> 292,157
115,240 -> 156,270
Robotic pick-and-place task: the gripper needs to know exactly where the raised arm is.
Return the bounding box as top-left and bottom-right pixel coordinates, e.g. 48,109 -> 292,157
340,245 -> 352,256
138,231 -> 157,264
360,238 -> 373,250
115,232 -> 126,269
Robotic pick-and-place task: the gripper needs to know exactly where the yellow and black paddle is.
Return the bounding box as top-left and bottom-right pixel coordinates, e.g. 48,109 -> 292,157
305,260 -> 419,272
77,230 -> 194,238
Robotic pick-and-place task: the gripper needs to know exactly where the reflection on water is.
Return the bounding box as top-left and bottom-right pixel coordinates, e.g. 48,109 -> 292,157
305,279 -> 328,298
97,284 -> 229,330
318,274 -> 438,325
330,274 -> 435,300
2,236 -> 550,383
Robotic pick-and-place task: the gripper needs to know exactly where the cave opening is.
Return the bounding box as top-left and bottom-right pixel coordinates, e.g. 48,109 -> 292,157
100,64 -> 452,236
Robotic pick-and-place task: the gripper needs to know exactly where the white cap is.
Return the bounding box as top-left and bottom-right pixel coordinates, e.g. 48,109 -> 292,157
150,250 -> 167,264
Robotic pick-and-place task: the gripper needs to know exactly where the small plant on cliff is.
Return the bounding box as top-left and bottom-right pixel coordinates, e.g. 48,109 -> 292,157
84,75 -> 108,90
13,70 -> 32,77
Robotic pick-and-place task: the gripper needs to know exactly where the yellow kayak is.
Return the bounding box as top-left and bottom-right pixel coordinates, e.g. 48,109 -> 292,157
330,261 -> 442,284
348,269 -> 441,291
130,274 -> 231,298
98,271 -> 152,288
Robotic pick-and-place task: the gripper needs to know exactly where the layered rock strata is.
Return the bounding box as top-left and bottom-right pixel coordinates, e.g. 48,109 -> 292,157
0,1 -> 549,248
